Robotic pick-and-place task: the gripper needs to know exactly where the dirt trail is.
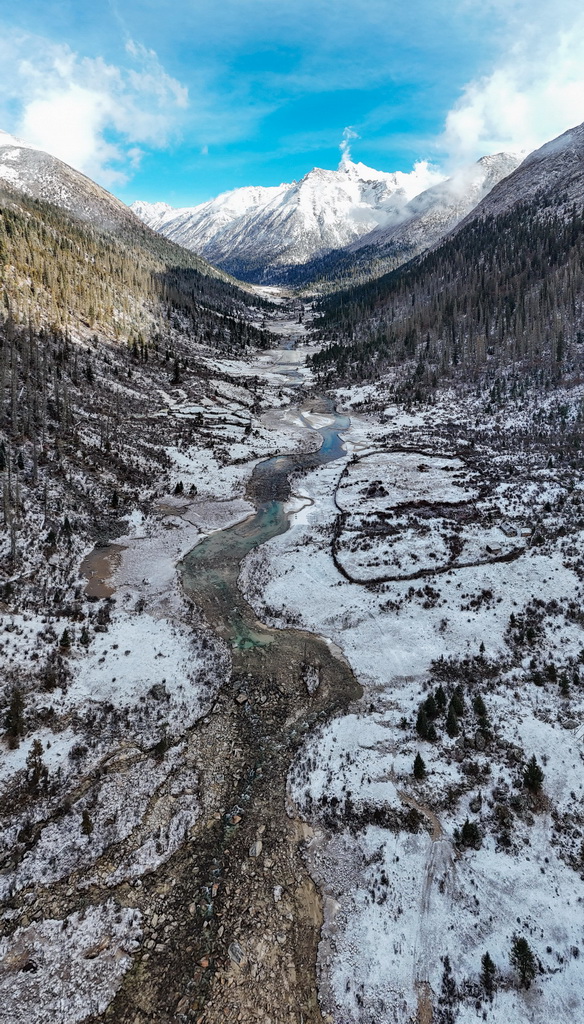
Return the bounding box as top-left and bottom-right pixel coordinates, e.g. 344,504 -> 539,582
411,810 -> 455,1024
416,981 -> 433,1024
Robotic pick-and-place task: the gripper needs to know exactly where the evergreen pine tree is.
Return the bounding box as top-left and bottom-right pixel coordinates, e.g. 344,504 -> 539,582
4,686 -> 25,748
413,752 -> 427,779
26,738 -> 48,793
480,951 -> 496,996
524,754 -> 544,793
473,693 -> 487,717
451,685 -> 465,716
424,693 -> 438,719
60,628 -> 71,649
435,684 -> 447,711
446,703 -> 459,737
510,935 -> 537,989
460,818 -> 482,848
416,706 -> 429,739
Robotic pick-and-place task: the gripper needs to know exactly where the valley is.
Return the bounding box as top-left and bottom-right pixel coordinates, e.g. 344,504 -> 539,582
1,118 -> 584,1024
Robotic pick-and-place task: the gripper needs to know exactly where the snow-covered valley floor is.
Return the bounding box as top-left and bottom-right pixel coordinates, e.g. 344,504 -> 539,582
3,321 -> 584,1024
239,384 -> 584,1024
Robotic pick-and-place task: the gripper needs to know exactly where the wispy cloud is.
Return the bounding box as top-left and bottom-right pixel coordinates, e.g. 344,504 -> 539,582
339,127 -> 359,165
2,0 -> 582,201
0,29 -> 188,184
441,7 -> 584,161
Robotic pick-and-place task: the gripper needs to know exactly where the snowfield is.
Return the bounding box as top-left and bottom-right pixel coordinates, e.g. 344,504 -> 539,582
239,385 -> 584,1023
0,902 -> 142,1024
336,452 -> 478,511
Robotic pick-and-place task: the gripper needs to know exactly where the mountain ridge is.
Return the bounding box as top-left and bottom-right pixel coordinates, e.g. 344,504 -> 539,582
311,120 -> 584,385
131,158 -> 446,282
131,152 -> 522,285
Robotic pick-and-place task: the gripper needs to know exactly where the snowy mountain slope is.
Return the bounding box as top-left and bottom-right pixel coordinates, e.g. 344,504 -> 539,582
313,119 -> 584,385
289,151 -> 522,287
455,121 -> 584,224
131,159 -> 445,282
132,183 -> 287,249
0,128 -> 137,232
0,126 -> 266,307
349,152 -> 522,258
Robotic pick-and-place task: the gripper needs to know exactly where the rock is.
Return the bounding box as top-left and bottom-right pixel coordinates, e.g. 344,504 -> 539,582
228,941 -> 245,965
235,693 -> 248,704
83,936 -> 110,959
249,840 -> 263,857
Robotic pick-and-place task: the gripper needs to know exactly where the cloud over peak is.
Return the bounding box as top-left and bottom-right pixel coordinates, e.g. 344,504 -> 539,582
442,12 -> 584,162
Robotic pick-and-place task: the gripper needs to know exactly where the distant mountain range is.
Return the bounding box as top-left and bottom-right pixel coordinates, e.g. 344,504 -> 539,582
131,152 -> 523,285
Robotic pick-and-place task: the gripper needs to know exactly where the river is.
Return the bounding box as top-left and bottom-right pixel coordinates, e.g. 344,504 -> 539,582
172,391 -> 362,1022
180,396 -> 350,650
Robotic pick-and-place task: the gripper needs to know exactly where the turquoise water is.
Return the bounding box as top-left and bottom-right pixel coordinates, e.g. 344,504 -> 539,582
180,401 -> 349,649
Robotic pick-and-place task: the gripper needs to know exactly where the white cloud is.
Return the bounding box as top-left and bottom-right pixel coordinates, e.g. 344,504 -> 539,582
442,13 -> 584,160
339,126 -> 359,164
0,31 -> 189,185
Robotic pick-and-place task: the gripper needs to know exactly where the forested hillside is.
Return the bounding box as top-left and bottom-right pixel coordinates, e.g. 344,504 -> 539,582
310,122 -> 584,392
310,193 -> 584,390
0,185 -> 273,352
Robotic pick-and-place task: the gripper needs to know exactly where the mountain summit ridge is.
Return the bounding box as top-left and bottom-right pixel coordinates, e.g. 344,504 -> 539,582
130,157 -> 446,282
131,152 -> 523,284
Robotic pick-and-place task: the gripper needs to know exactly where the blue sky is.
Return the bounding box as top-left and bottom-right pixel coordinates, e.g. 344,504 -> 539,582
1,1 -> 583,206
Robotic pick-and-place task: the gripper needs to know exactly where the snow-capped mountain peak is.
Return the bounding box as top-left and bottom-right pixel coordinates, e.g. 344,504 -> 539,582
0,128 -> 39,152
131,157 -> 447,282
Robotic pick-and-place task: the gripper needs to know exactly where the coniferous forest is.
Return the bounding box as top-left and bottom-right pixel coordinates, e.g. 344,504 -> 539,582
310,196 -> 584,388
